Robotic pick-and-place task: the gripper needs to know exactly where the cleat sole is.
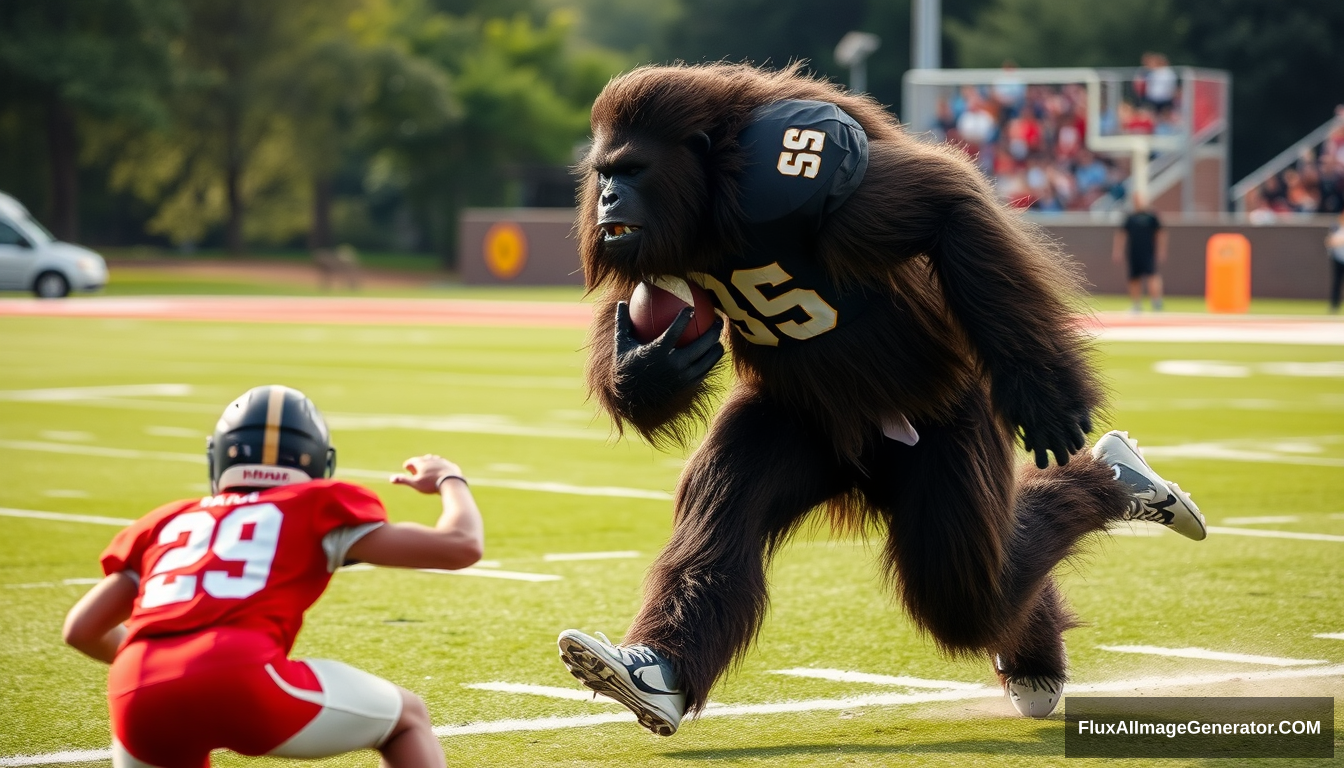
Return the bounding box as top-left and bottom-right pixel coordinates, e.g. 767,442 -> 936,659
558,635 -> 679,736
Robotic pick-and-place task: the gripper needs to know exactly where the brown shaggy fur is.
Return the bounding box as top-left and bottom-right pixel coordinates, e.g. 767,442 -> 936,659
578,63 -> 1132,714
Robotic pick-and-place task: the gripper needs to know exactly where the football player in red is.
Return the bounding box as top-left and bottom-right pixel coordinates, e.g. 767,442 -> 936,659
63,385 -> 485,768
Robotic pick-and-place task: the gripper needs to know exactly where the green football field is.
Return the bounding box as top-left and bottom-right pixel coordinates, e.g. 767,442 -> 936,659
1,307 -> 1341,766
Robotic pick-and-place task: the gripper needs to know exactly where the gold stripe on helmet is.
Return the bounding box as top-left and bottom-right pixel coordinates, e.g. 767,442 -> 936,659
261,387 -> 286,465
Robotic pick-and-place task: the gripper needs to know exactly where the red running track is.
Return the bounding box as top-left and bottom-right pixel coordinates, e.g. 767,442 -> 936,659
0,296 -> 593,328
2,297 -> 1341,344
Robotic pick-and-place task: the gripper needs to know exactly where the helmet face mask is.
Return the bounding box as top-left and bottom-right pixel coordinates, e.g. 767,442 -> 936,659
207,386 -> 336,494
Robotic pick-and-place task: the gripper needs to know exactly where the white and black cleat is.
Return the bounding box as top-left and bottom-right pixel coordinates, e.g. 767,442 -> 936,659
558,629 -> 686,736
996,656 -> 1064,718
1092,430 -> 1207,541
1006,673 -> 1064,718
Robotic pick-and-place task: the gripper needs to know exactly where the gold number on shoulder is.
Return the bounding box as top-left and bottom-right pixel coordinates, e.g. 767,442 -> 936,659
777,127 -> 825,179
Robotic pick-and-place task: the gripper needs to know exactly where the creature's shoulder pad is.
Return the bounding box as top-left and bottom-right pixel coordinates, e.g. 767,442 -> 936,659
735,100 -> 869,226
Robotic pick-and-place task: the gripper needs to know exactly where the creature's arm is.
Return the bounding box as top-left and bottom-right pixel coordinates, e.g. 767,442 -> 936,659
586,288 -> 724,446
824,140 -> 1102,467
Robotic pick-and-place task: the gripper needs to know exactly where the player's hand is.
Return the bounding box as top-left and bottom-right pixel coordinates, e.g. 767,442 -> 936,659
391,454 -> 464,494
612,302 -> 724,402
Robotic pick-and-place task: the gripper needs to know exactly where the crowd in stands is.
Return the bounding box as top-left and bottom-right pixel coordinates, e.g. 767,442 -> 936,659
928,54 -> 1185,212
1242,108 -> 1344,221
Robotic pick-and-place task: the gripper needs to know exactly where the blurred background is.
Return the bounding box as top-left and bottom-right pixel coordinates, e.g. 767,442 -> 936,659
1,0 -> 1341,269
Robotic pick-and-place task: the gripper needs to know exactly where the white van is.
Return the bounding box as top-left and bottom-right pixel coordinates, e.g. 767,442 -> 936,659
0,191 -> 107,298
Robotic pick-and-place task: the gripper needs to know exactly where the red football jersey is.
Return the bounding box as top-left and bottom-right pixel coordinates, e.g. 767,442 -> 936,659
101,480 -> 387,653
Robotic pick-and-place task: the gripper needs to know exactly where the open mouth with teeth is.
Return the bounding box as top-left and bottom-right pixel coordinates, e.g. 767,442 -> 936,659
600,223 -> 642,241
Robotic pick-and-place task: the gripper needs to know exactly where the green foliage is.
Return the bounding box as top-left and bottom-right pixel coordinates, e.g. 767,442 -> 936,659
946,0 -> 1188,68
361,2 -> 625,257
0,0 -> 179,122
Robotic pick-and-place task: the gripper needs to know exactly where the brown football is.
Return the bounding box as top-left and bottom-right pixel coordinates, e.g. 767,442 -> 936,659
629,276 -> 717,347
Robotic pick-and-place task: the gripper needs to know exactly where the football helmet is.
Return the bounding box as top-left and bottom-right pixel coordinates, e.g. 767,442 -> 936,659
207,385 -> 336,493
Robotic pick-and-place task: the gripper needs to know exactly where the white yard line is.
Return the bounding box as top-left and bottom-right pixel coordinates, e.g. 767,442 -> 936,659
0,442 -> 672,501
0,384 -> 193,401
0,440 -> 206,465
465,682 -> 614,701
542,551 -> 642,562
6,664 -> 1344,764
0,750 -> 115,767
1313,633 -> 1344,641
338,468 -> 673,501
1093,325 -> 1344,345
325,414 -> 606,441
0,508 -> 135,527
1220,515 -> 1301,525
769,668 -> 987,690
1097,644 -> 1328,666
1141,442 -> 1344,468
4,578 -> 101,590
1206,526 -> 1344,543
416,567 -> 560,583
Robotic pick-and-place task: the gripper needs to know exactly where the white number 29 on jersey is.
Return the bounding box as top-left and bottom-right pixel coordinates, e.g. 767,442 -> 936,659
777,127 -> 826,179
141,503 -> 282,608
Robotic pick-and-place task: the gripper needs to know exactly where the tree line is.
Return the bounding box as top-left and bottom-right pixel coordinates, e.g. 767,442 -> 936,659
1,0 -> 1339,262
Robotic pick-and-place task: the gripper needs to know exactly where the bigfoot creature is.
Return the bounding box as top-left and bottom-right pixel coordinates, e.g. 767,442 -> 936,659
557,63 -> 1205,735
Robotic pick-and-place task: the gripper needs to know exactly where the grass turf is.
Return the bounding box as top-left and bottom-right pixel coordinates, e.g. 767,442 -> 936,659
0,313 -> 1341,766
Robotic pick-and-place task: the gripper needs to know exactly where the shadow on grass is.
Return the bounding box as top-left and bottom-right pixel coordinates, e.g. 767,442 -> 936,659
664,724 -> 1063,760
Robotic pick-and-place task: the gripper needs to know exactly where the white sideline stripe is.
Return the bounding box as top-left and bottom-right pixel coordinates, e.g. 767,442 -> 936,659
543,551 -> 641,562
0,384 -> 192,401
1098,645 -> 1328,666
6,665 -> 1344,763
1220,515 -> 1300,525
0,508 -> 134,527
0,442 -> 673,501
466,682 -> 615,701
769,668 -> 987,690
1313,633 -> 1344,641
417,567 -> 560,583
1206,526 -> 1344,543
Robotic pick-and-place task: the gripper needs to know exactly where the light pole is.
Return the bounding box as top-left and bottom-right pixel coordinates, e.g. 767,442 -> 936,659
912,0 -> 941,70
834,31 -> 881,93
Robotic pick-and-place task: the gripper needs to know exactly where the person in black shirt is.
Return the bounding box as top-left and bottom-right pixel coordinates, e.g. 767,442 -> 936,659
1112,194 -> 1167,312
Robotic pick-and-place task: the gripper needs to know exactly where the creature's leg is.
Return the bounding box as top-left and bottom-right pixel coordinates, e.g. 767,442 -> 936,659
858,388 -> 1132,672
624,389 -> 850,713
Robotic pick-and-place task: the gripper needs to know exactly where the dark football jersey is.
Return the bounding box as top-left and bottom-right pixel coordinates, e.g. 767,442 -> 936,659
692,100 -> 869,347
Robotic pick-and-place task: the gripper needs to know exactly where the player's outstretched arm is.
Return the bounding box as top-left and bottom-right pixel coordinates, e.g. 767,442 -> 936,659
346,454 -> 484,571
63,572 -> 137,663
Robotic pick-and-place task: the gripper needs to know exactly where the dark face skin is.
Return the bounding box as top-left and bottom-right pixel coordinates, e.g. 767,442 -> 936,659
589,135 -> 661,263
580,130 -> 713,282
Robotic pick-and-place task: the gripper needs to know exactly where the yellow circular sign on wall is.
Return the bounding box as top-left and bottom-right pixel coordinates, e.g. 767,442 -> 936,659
483,222 -> 528,280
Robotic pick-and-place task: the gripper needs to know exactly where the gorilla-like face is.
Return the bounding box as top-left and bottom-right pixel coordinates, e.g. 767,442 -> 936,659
579,130 -> 718,285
